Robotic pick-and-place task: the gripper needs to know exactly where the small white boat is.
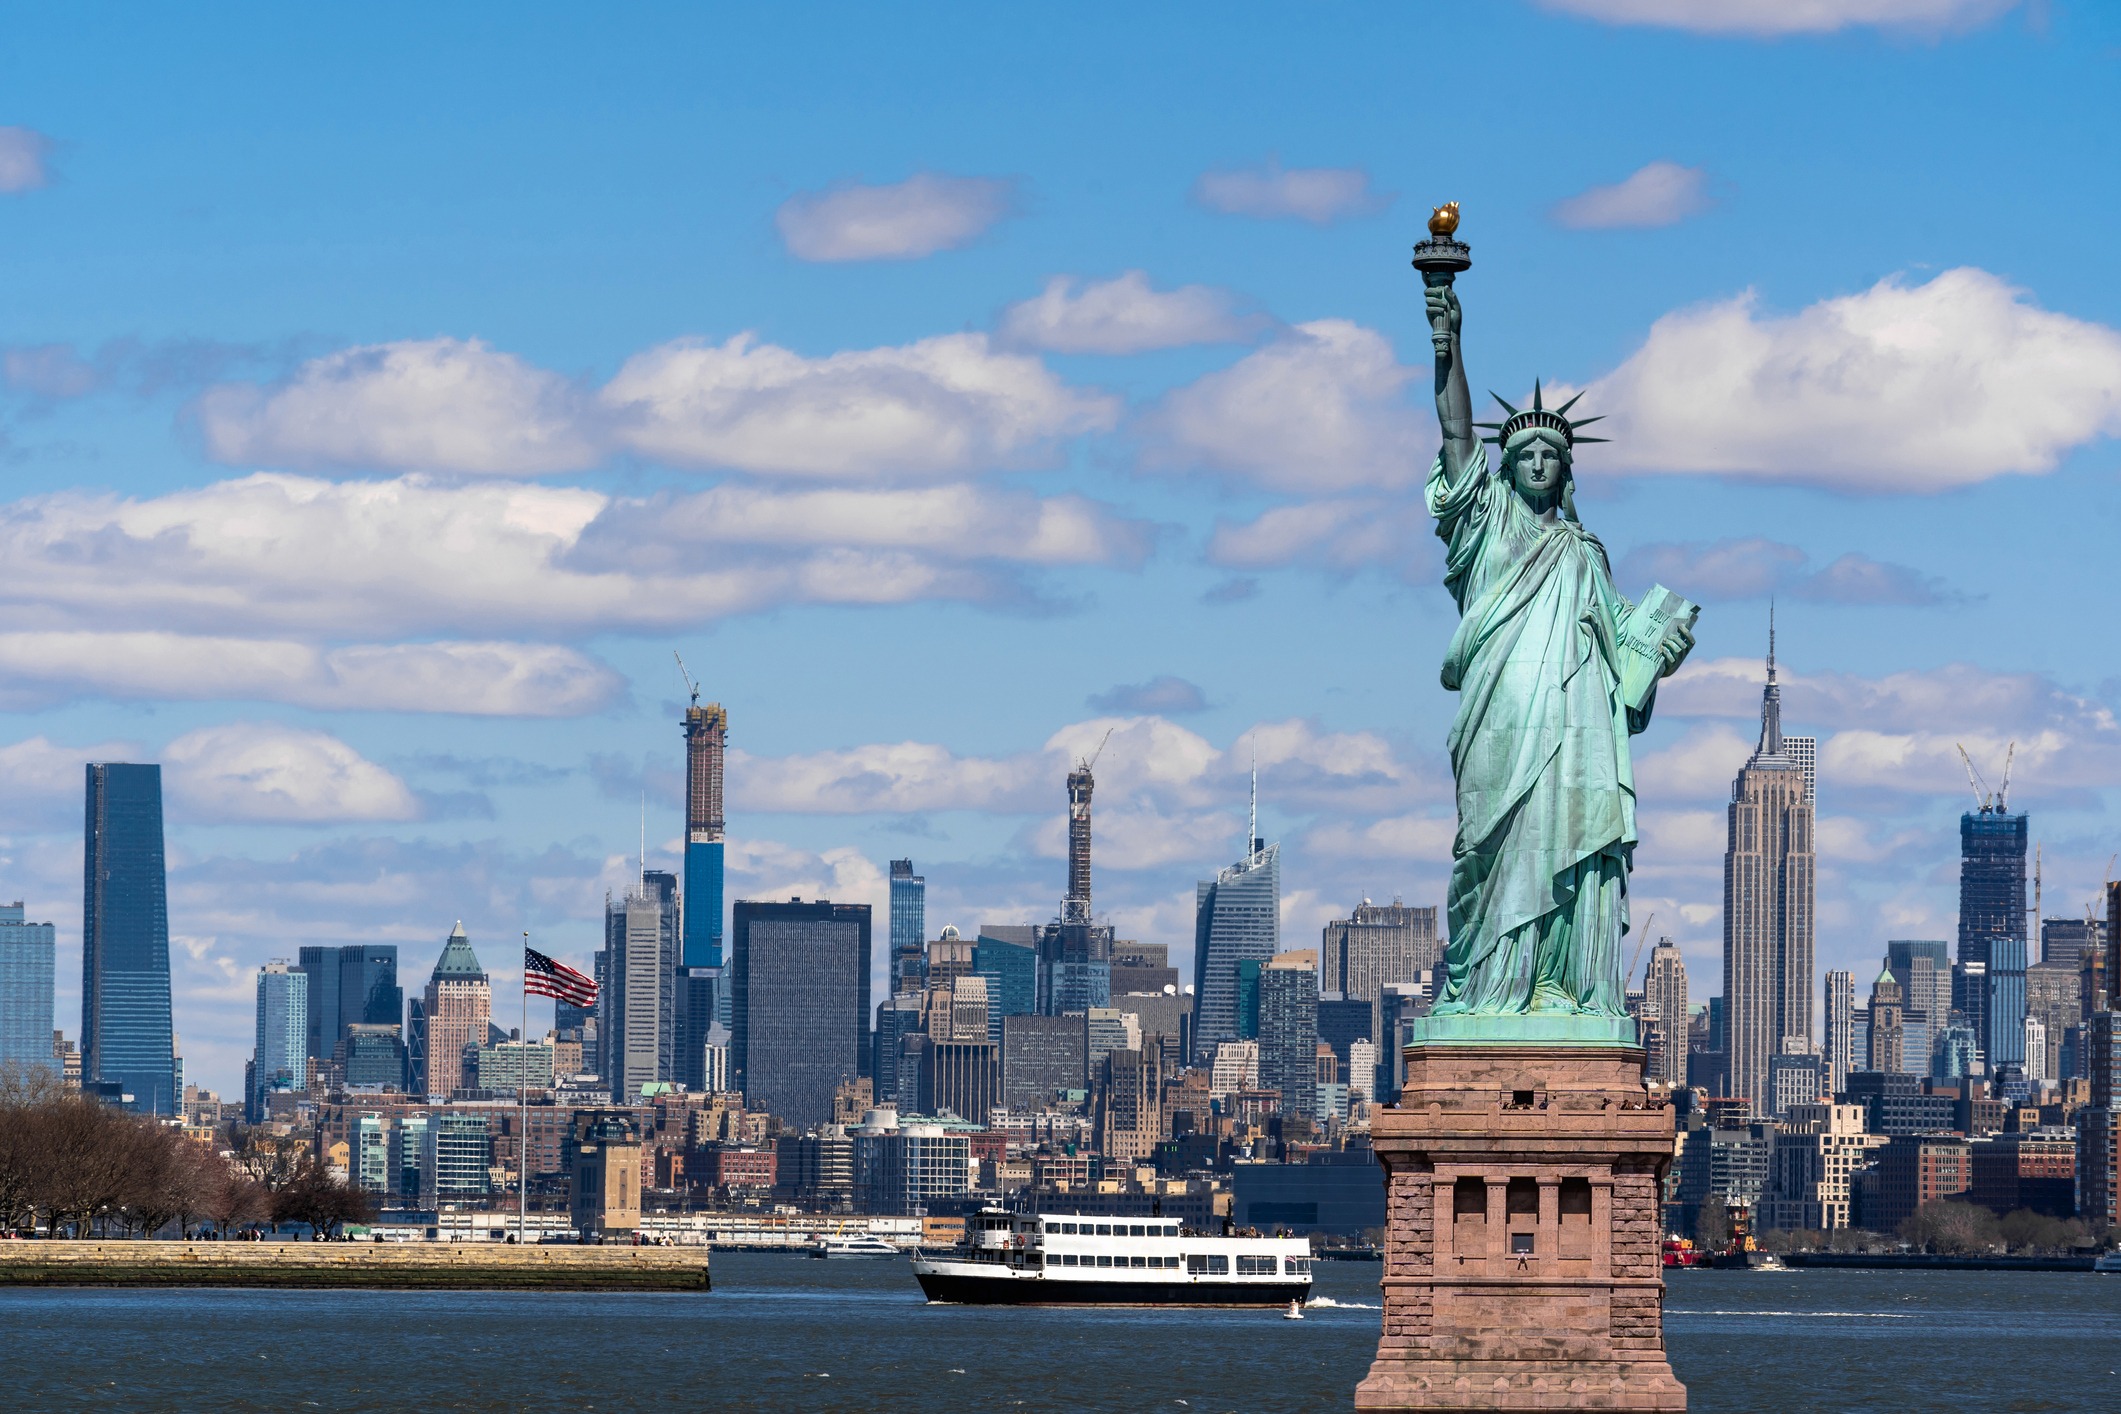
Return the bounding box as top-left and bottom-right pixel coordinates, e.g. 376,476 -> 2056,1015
813,1234 -> 899,1259
1283,1299 -> 1304,1320
2093,1252 -> 2121,1273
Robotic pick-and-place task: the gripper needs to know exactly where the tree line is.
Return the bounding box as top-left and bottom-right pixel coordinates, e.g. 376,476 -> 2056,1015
0,1065 -> 374,1238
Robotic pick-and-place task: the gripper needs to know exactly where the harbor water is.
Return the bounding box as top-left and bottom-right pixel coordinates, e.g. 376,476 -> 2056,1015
3,1253 -> 2118,1410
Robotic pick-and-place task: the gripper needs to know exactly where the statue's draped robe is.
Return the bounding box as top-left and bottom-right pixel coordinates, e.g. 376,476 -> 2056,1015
1428,443 -> 1651,1016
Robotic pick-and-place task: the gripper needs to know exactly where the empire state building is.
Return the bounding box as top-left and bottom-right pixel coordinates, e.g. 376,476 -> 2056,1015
1722,619 -> 1816,1111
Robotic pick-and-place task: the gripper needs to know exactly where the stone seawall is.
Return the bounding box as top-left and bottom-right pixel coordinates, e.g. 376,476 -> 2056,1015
0,1240 -> 710,1291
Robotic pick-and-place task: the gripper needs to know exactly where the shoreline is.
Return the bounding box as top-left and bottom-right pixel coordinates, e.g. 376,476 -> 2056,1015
0,1239 -> 711,1291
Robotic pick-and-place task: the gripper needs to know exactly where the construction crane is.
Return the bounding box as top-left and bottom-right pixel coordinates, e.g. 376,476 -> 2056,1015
673,650 -> 699,708
1956,744 -> 1992,812
1078,725 -> 1114,772
1998,742 -> 2015,813
1628,912 -> 1658,990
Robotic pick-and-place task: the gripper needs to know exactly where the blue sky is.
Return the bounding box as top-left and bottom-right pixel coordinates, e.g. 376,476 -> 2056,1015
1,0 -> 2117,1094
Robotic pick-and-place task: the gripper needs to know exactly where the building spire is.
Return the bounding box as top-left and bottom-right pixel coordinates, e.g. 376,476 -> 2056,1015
1759,602 -> 1784,757
1248,736 -> 1259,863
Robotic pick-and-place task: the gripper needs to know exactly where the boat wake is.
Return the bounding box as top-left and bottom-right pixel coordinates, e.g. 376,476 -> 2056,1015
1304,1296 -> 1380,1310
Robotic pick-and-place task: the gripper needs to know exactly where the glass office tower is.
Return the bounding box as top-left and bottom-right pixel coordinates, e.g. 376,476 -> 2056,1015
82,762 -> 176,1115
0,902 -> 58,1077
1190,841 -> 1280,1064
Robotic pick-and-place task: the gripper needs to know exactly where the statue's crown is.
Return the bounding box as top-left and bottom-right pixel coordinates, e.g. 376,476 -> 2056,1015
1473,380 -> 1607,449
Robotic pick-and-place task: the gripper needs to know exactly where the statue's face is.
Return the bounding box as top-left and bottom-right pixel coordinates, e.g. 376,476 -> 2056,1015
1510,439 -> 1568,501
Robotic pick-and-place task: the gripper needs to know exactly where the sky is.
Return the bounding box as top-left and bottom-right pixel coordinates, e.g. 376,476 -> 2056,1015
1,0 -> 2117,1096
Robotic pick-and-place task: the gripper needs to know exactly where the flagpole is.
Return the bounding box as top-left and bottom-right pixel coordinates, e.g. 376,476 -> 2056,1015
520,930 -> 529,1248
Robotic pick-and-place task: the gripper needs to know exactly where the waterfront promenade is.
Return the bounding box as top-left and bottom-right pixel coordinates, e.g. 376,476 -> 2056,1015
0,1239 -> 709,1290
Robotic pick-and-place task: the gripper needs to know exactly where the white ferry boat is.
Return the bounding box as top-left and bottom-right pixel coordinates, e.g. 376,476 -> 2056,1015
912,1208 -> 1313,1307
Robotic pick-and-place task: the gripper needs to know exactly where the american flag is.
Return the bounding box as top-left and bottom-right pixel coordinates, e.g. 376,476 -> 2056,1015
524,946 -> 597,1008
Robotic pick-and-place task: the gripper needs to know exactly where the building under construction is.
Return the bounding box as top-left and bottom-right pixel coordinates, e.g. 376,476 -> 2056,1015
1037,736 -> 1113,1014
682,693 -> 727,970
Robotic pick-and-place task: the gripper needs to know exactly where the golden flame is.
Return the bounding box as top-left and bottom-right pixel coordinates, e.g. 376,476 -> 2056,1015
1428,202 -> 1461,239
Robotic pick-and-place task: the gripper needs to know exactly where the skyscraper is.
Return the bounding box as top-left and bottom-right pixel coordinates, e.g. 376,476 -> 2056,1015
1721,623 -> 1816,1112
295,945 -> 341,1072
1866,967 -> 1906,1076
1986,935 -> 2029,1070
1258,949 -> 1319,1120
1191,769 -> 1280,1065
1064,748 -> 1097,926
889,859 -> 926,994
82,762 -> 176,1115
421,923 -> 490,1099
1885,941 -> 1949,1077
1320,899 -> 1439,1002
606,871 -> 678,1102
337,946 -> 402,1041
251,961 -> 307,1119
1645,940 -> 1688,1089
1958,787 -> 2027,1060
731,898 -> 871,1129
682,696 -> 728,968
1958,801 -> 2028,965
0,902 -> 57,1079
1823,969 -> 1855,1096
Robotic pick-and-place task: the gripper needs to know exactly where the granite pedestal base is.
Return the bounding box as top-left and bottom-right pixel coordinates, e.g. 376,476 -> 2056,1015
1354,1044 -> 1686,1412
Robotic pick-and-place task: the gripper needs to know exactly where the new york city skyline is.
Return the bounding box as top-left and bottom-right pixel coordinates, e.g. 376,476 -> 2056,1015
1,1 -> 2117,1097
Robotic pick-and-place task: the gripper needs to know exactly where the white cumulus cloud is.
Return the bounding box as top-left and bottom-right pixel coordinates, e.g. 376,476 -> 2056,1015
196,338 -> 601,475
164,723 -> 420,824
1585,268 -> 2121,490
0,472 -> 1152,643
1208,498 -> 1432,581
1191,160 -> 1390,224
0,127 -> 52,193
774,173 -> 1016,262
1551,161 -> 1712,230
997,272 -> 1262,354
734,714 -> 1430,820
195,327 -> 1118,483
1537,0 -> 2020,35
1616,537 -> 1950,605
1142,320 -> 1431,493
602,332 -> 1118,480
0,632 -> 619,716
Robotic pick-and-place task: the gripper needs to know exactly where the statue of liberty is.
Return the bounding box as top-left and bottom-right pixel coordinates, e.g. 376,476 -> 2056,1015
1414,208 -> 1697,1026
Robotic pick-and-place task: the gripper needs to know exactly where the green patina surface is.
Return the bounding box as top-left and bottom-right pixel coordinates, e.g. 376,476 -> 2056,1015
1414,236 -> 1697,1046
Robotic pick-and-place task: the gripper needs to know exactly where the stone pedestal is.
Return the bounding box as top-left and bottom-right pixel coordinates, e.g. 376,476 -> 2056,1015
1355,1044 -> 1686,1411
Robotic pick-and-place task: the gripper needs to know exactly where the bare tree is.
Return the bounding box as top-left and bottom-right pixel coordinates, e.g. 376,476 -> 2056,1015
33,1098 -> 133,1237
1899,1200 -> 2000,1256
272,1158 -> 377,1240
0,1063 -> 65,1232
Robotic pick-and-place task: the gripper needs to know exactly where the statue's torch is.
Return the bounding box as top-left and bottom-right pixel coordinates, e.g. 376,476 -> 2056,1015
1411,201 -> 1471,280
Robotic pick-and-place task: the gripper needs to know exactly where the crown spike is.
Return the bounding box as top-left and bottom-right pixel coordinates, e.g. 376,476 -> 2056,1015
1532,379 -> 1545,412
1572,435 -> 1609,444
1554,390 -> 1587,416
1569,414 -> 1605,428
1489,392 -> 1520,416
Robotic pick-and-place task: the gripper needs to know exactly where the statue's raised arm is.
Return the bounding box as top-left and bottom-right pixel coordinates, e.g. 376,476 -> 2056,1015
1418,203 -> 1476,486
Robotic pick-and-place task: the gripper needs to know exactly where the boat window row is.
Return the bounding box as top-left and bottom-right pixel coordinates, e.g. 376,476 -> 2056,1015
1044,1253 -> 1183,1269
1182,1254 -> 1309,1276
1043,1221 -> 1180,1237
